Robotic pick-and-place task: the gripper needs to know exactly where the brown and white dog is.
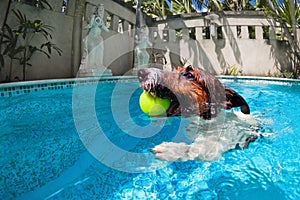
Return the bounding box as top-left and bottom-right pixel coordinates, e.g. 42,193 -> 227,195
138,66 -> 250,119
137,66 -> 257,161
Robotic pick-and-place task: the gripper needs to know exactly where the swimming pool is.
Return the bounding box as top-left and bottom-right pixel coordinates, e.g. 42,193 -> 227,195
1,76 -> 300,199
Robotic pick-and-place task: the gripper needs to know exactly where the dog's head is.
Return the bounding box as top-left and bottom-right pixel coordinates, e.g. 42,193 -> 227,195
137,66 -> 229,119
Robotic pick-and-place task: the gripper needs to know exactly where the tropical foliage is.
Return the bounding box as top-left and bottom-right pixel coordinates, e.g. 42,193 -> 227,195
263,0 -> 300,27
222,0 -> 255,11
124,0 -> 300,16
125,0 -> 171,17
124,0 -> 259,16
263,0 -> 300,78
0,10 -> 62,81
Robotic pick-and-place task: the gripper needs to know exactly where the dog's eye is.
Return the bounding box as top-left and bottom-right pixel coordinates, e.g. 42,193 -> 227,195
181,71 -> 195,80
186,73 -> 194,79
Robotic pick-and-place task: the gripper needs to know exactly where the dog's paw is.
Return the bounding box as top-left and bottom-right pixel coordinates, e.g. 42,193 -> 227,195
151,142 -> 190,161
188,141 -> 223,161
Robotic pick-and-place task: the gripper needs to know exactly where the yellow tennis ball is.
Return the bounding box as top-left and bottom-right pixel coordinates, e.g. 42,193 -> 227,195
139,91 -> 171,117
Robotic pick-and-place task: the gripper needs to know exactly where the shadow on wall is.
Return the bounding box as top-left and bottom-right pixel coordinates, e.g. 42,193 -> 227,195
101,31 -> 135,76
189,40 -> 218,74
211,35 -> 226,73
151,21 -> 218,74
222,16 -> 243,67
267,22 -> 294,76
212,15 -> 244,74
150,17 -> 247,75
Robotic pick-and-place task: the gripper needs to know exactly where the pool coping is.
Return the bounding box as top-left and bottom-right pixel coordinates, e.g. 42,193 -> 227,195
0,76 -> 137,97
0,75 -> 299,97
0,76 -> 137,88
218,75 -> 300,83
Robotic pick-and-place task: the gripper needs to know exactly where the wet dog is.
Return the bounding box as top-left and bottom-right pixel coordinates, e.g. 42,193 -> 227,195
137,66 -> 257,161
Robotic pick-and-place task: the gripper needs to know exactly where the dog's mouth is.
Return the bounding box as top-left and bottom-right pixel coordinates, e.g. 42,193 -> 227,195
141,83 -> 181,116
166,99 -> 181,116
138,69 -> 181,116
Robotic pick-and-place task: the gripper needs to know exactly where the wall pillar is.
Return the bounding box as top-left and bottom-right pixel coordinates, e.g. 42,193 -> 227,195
269,27 -> 276,40
241,26 -> 248,39
255,26 -> 263,40
123,20 -> 129,33
195,27 -> 203,41
157,24 -> 165,41
169,29 -> 176,42
223,25 -> 236,40
111,15 -> 119,32
71,0 -> 86,77
296,28 -> 300,46
182,28 -> 189,40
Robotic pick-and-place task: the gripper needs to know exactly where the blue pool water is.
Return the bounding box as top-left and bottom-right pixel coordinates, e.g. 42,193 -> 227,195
0,78 -> 300,199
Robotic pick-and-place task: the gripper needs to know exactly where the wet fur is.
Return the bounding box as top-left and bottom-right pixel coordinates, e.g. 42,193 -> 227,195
138,66 -> 250,119
137,66 -> 255,161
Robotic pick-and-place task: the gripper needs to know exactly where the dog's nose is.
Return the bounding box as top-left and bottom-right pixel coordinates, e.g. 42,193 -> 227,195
137,69 -> 148,81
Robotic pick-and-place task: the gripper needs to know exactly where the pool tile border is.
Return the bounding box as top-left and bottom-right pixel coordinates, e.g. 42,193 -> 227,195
0,75 -> 299,98
0,76 -> 137,97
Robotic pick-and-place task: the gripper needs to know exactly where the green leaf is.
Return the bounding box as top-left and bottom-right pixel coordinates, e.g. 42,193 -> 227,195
33,20 -> 42,28
13,9 -> 26,24
38,0 -> 53,10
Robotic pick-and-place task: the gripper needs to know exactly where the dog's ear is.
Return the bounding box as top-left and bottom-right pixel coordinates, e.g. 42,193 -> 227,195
195,68 -> 227,118
225,88 -> 250,114
196,68 -> 226,103
176,67 -> 185,72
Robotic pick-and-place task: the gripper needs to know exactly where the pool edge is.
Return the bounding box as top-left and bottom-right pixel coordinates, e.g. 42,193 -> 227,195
0,75 -> 299,98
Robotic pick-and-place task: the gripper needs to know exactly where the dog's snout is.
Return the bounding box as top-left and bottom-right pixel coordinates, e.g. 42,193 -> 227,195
137,69 -> 149,82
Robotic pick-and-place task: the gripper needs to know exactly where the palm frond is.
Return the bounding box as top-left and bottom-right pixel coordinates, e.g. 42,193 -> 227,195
12,9 -> 27,24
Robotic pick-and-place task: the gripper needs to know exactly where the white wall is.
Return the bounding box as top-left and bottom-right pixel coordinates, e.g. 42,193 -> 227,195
0,0 -> 141,81
150,11 -> 298,76
0,1 -> 298,81
0,1 -> 74,81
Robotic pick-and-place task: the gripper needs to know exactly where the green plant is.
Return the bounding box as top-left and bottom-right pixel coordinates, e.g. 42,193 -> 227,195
125,0 -> 223,17
282,69 -> 300,79
281,70 -> 294,78
222,0 -> 255,11
268,69 -> 299,79
263,0 -> 300,27
263,0 -> 300,75
223,64 -> 243,76
0,9 -> 62,81
0,24 -> 19,81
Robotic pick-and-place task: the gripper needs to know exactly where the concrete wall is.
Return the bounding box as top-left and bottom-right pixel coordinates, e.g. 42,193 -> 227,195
0,0 -> 142,81
149,11 -> 299,76
0,0 -> 74,81
1,1 -> 299,81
